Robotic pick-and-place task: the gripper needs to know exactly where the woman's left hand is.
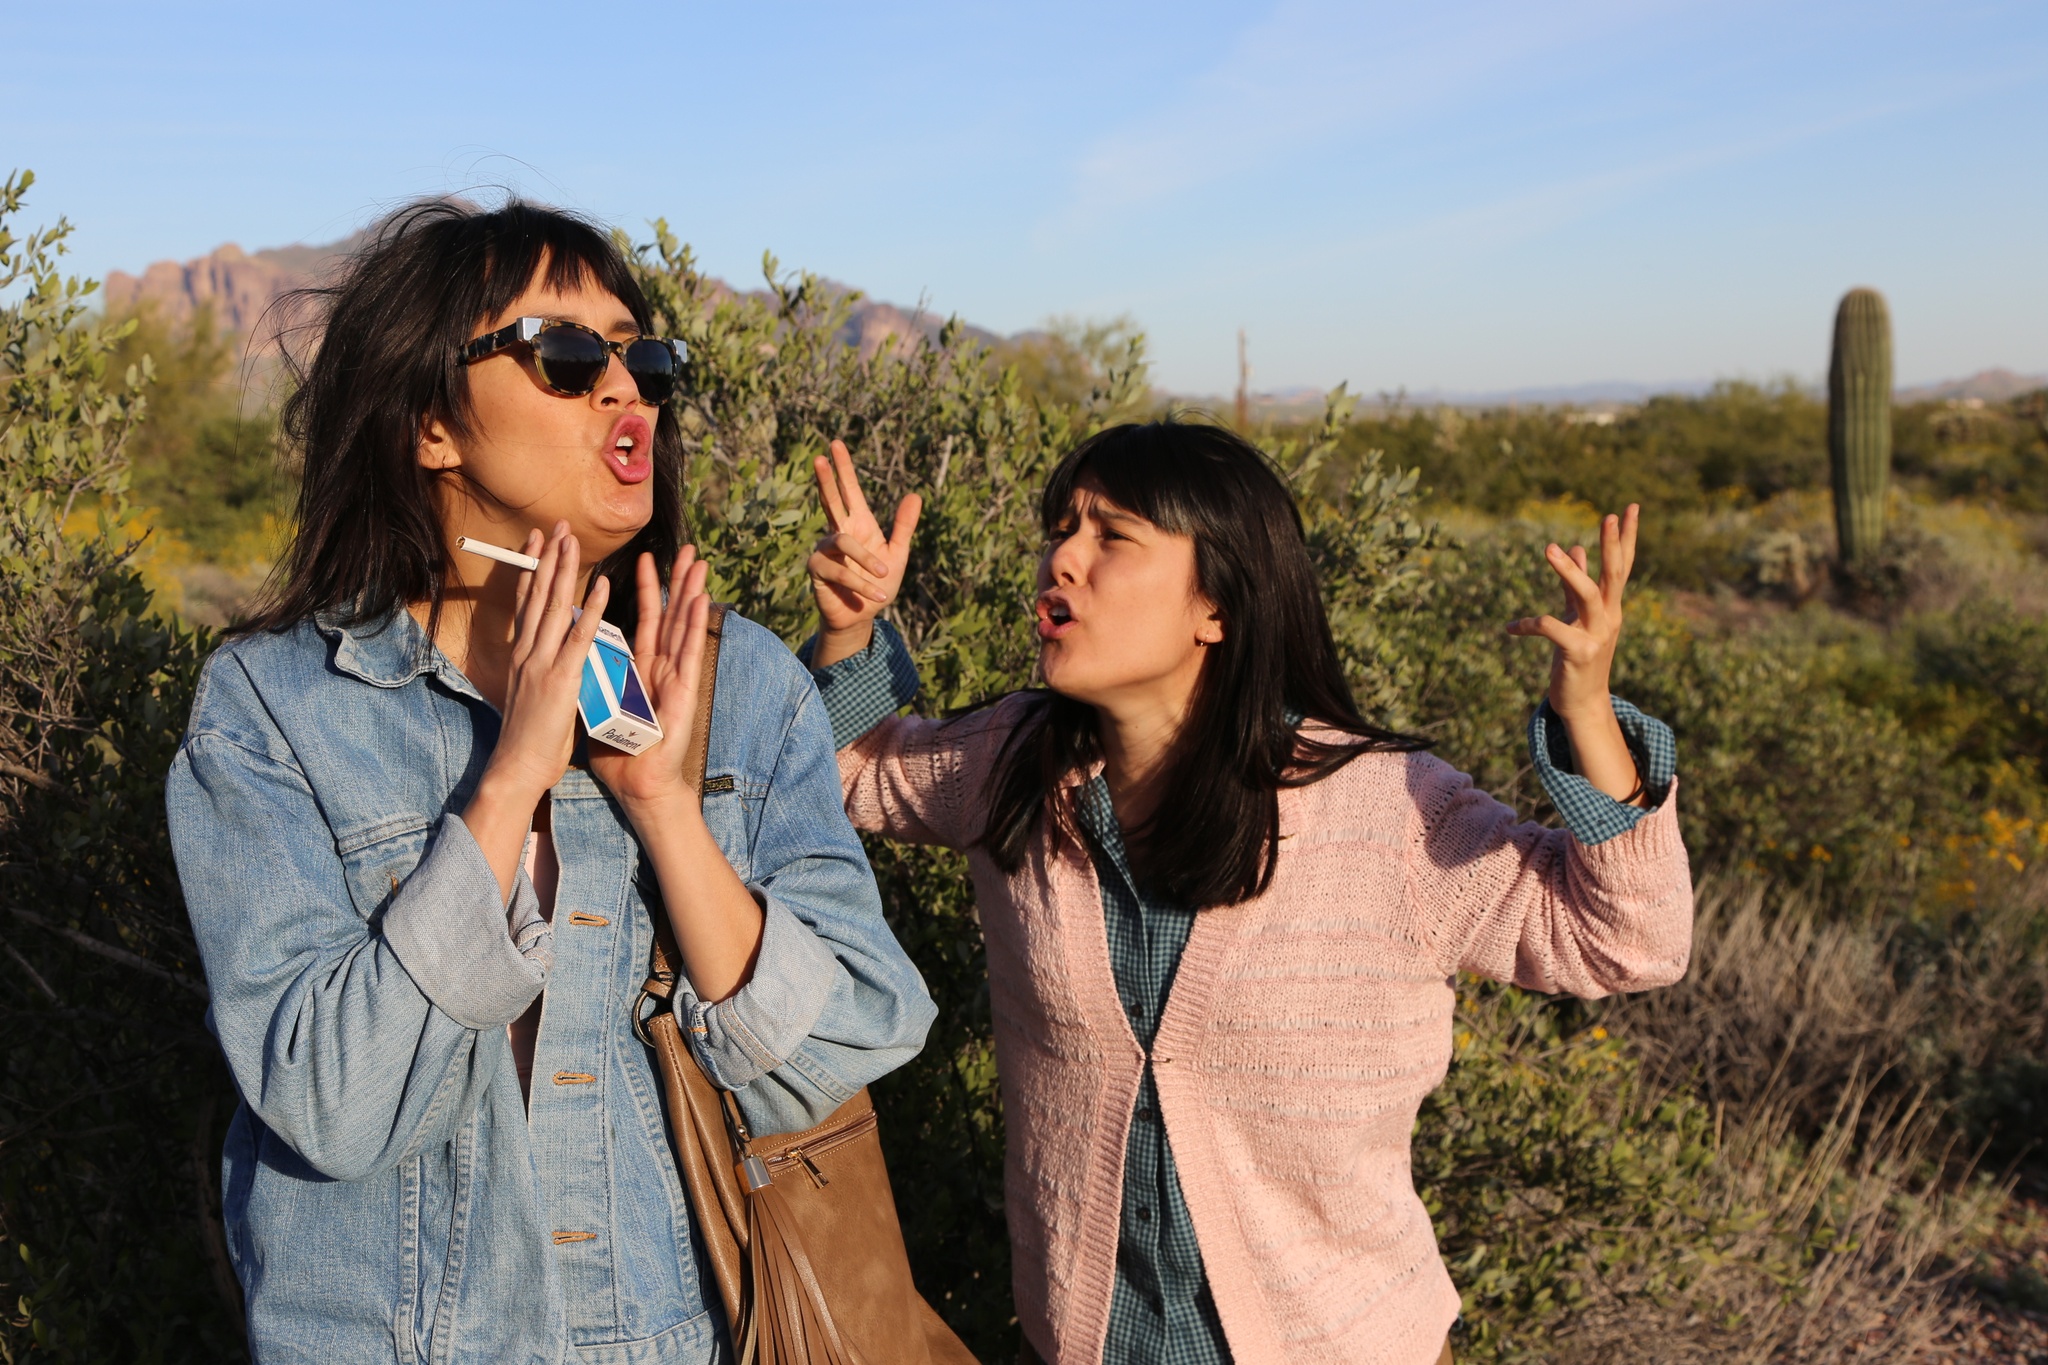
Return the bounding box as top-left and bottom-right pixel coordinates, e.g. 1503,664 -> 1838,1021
1504,506 -> 1647,804
589,548 -> 715,817
589,549 -> 767,1001
1505,504 -> 1639,724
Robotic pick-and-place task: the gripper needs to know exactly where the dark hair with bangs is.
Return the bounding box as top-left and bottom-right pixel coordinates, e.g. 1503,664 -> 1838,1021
980,417 -> 1427,908
235,198 -> 684,641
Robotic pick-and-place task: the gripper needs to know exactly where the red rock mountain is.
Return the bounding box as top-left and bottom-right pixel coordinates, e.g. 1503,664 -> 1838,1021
104,236 -> 996,358
102,238 -> 364,342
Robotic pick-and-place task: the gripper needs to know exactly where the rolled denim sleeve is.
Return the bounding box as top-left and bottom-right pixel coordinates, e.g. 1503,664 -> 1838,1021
169,696 -> 541,1182
678,621 -> 937,1135
796,619 -> 921,748
382,814 -> 550,1028
672,893 -> 840,1086
1527,696 -> 1677,846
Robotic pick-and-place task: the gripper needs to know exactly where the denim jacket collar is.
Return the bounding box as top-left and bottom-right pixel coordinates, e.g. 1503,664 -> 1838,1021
316,606 -> 486,706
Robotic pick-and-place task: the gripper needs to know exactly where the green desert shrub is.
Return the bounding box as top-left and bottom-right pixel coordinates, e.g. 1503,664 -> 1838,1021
1372,507 -> 2048,908
1894,392 -> 2048,512
105,305 -> 283,560
0,172 -> 239,1363
1332,380 -> 1828,522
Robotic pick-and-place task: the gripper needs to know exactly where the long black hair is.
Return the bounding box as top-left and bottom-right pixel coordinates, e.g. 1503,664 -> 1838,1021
237,198 -> 684,640
980,418 -> 1427,908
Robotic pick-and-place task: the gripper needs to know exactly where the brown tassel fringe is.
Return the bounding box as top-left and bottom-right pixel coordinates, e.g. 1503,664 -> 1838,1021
742,1183 -> 858,1365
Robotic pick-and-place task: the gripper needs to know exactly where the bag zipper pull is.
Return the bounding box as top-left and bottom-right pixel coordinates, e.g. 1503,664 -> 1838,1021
795,1150 -> 830,1188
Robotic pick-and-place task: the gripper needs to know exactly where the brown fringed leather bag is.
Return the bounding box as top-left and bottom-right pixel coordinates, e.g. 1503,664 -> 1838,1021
633,606 -> 978,1365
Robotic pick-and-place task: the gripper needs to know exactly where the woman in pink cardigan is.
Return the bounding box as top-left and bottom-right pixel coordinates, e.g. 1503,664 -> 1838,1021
800,418 -> 1693,1365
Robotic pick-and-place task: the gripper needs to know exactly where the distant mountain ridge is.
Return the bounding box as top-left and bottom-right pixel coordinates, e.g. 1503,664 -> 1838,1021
105,238 -> 2043,405
102,235 -> 998,359
1895,369 -> 2048,404
1211,369 -> 2047,417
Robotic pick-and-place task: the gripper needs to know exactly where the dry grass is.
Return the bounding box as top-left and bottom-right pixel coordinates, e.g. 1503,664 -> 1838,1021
1543,874 -> 2048,1363
1554,1074 -> 1994,1363
1607,878 -> 1930,1141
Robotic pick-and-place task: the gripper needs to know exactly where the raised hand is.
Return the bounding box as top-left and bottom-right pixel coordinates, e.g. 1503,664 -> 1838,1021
489,522 -> 610,800
462,521 -> 610,901
588,546 -> 768,1005
807,439 -> 920,667
1505,504 -> 1646,804
588,547 -> 714,815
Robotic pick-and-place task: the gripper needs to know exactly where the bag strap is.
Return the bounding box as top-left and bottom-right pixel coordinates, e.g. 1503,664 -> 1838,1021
644,601 -> 726,998
633,606 -> 752,1329
637,607 -> 904,1364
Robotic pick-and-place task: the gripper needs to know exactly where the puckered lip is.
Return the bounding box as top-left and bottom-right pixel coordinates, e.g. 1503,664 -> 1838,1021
1035,590 -> 1077,641
603,413 -> 654,485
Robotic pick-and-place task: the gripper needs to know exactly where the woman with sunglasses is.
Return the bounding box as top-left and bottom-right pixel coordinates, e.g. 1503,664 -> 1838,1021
166,200 -> 935,1364
802,421 -> 1693,1365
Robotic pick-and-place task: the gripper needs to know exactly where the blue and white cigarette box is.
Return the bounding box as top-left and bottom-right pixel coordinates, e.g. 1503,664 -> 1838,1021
578,619 -> 664,754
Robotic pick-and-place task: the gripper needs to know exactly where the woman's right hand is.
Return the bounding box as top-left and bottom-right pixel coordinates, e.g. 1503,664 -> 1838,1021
464,522 -> 610,903
487,521 -> 609,800
807,439 -> 920,668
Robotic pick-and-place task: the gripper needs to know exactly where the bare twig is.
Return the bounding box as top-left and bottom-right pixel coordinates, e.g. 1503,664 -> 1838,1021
4,941 -> 60,1003
10,906 -> 208,998
190,1095 -> 246,1325
0,759 -> 74,801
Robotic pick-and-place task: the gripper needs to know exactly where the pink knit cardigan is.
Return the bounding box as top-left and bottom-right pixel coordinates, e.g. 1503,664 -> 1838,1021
839,697 -> 1694,1365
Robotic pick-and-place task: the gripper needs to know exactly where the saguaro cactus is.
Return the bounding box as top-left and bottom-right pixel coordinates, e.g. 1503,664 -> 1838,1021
1828,288 -> 1893,566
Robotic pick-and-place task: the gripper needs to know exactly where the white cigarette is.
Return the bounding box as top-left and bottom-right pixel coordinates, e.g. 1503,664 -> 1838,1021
457,536 -> 541,571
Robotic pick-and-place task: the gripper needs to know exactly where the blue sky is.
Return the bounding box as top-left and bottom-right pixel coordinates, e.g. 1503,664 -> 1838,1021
8,0 -> 2045,393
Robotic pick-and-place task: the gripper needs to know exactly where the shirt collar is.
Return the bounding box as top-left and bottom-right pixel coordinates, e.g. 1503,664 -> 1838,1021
1075,772 -> 1146,897
1074,773 -> 1116,844
315,606 -> 486,706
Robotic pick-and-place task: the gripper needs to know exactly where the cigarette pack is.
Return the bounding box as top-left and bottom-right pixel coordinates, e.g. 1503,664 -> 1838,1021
578,619 -> 664,754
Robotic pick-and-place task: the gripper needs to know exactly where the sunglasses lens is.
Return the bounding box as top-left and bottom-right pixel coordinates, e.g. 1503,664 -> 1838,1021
531,326 -> 609,396
624,338 -> 680,405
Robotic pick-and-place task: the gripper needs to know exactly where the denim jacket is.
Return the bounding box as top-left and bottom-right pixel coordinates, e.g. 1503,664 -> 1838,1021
166,607 -> 936,1365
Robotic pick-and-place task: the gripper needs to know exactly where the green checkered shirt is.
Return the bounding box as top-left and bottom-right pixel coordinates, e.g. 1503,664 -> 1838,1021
1072,778 -> 1232,1364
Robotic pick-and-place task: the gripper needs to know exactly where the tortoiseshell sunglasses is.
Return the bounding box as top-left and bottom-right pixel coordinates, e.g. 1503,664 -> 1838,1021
459,317 -> 683,405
